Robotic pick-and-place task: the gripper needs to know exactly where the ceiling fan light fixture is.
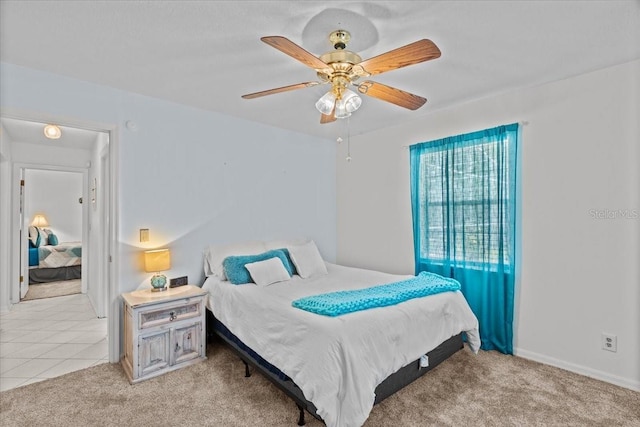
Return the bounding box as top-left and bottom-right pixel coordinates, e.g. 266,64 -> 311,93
315,91 -> 336,115
341,89 -> 362,113
333,89 -> 361,119
43,124 -> 61,139
334,99 -> 351,119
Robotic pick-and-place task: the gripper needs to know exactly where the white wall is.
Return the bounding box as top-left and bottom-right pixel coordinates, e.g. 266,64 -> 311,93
12,141 -> 91,170
24,169 -> 83,242
0,123 -> 13,312
337,60 -> 640,391
0,62 -> 337,353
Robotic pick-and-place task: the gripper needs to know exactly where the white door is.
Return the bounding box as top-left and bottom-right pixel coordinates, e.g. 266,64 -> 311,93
19,168 -> 28,299
98,147 -> 109,317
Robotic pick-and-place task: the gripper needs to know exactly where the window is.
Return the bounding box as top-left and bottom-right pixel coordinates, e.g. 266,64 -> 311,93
409,123 -> 519,354
415,139 -> 514,269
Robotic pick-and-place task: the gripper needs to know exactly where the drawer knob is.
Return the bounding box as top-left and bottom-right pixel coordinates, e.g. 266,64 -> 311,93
169,311 -> 176,321
175,343 -> 181,352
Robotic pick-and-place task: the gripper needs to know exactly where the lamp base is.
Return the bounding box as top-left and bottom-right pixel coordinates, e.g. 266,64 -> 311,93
150,273 -> 168,292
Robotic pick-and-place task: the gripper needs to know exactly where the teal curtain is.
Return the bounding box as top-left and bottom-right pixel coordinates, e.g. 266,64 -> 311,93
410,124 -> 518,354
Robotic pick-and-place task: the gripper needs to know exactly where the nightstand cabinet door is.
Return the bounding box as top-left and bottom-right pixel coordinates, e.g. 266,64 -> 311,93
139,330 -> 171,376
172,323 -> 202,365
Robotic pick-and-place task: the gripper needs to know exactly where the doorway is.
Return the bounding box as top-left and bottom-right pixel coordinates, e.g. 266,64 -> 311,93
0,114 -> 118,364
21,168 -> 85,301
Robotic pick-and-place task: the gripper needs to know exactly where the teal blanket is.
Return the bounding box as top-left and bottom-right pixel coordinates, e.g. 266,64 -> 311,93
292,271 -> 461,317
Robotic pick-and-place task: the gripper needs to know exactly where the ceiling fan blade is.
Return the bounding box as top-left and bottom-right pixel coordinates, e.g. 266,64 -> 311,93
241,81 -> 321,99
320,111 -> 336,124
353,39 -> 441,77
261,36 -> 331,72
320,104 -> 336,124
357,81 -> 427,110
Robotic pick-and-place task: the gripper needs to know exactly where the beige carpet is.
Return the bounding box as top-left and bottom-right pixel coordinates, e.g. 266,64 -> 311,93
22,279 -> 81,301
1,344 -> 638,426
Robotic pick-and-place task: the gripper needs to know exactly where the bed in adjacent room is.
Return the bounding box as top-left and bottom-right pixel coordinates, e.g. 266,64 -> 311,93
201,239 -> 480,427
28,225 -> 81,284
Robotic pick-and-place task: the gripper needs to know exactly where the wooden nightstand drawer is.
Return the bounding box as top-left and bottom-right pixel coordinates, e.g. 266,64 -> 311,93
139,299 -> 201,329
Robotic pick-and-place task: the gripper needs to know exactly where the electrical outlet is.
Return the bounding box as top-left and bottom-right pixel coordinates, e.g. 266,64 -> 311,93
602,333 -> 617,352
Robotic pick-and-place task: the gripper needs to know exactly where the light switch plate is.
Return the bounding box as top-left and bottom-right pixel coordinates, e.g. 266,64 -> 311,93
140,229 -> 149,242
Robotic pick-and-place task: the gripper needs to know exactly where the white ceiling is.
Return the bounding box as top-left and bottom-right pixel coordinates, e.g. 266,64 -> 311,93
1,1 -> 639,140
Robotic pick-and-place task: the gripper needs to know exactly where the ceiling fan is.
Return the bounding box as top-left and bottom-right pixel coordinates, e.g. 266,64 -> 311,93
241,30 -> 441,124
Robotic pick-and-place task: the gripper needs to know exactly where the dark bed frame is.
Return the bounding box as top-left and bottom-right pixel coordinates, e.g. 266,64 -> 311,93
29,265 -> 81,284
206,309 -> 464,426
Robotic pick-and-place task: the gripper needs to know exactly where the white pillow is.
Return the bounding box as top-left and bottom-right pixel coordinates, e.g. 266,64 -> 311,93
28,226 -> 39,246
28,226 -> 48,247
264,238 -> 309,251
245,257 -> 291,287
203,240 -> 266,279
287,240 -> 328,279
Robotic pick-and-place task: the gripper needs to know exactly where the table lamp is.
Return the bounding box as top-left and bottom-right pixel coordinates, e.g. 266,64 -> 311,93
144,248 -> 171,292
31,214 -> 49,227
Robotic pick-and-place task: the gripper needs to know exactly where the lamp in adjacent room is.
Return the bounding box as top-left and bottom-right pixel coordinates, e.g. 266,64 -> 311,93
31,214 -> 49,227
144,248 -> 171,292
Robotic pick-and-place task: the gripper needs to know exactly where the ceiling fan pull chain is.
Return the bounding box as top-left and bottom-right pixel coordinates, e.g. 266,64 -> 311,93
346,116 -> 352,163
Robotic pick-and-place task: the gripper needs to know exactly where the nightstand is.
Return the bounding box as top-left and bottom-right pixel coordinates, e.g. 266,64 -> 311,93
121,285 -> 207,384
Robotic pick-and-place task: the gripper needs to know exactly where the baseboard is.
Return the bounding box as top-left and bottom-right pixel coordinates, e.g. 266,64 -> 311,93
515,348 -> 640,392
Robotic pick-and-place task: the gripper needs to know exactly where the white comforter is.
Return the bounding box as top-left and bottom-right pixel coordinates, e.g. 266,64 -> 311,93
203,263 -> 480,427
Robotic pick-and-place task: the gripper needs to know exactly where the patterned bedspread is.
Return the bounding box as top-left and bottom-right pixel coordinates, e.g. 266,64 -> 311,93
38,242 -> 82,268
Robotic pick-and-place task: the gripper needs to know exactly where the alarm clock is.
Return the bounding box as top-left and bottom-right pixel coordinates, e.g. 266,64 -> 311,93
169,276 -> 188,288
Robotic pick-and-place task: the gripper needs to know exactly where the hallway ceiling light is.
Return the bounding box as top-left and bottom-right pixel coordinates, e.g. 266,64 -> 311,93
44,124 -> 61,139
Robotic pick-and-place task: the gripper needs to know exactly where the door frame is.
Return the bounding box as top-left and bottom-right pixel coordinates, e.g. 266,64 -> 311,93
17,164 -> 88,300
0,110 -> 120,363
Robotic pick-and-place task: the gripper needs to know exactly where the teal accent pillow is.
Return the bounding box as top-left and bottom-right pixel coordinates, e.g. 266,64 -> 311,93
276,248 -> 297,276
223,249 -> 294,285
48,233 -> 59,246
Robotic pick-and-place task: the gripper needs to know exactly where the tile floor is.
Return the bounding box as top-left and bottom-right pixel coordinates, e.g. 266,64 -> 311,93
0,292 -> 108,392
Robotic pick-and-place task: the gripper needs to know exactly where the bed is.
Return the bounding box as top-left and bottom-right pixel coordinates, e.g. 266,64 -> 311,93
201,239 -> 480,427
28,226 -> 82,284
